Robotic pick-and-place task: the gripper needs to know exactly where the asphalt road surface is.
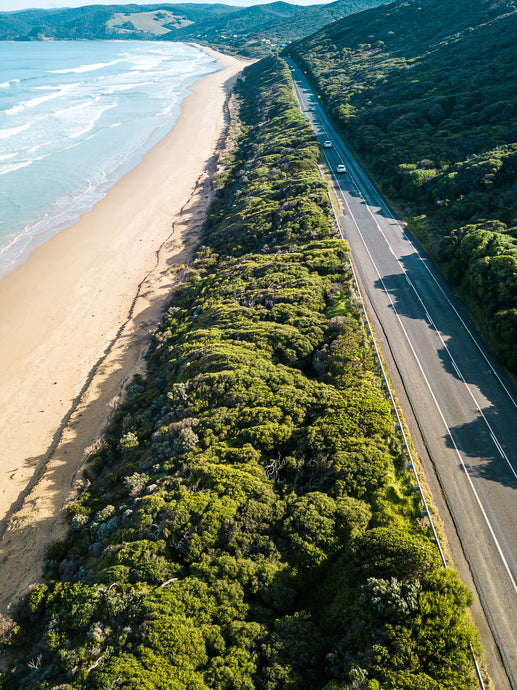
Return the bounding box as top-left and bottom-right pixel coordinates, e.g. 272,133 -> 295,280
286,60 -> 517,689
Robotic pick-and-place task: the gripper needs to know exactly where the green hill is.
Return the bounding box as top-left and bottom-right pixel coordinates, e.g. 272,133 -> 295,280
253,0 -> 390,44
0,1 -> 388,54
163,0 -> 303,52
0,4 -> 240,40
287,0 -> 517,373
170,0 -> 388,54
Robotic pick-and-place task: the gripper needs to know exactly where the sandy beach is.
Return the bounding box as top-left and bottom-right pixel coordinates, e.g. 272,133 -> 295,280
0,47 -> 244,618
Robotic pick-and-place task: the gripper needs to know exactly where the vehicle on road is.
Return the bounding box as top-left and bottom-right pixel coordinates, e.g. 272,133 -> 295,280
322,140 -> 332,148
336,164 -> 346,173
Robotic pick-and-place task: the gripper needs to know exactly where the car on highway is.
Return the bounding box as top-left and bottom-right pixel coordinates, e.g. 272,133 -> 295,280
322,140 -> 332,148
336,164 -> 346,173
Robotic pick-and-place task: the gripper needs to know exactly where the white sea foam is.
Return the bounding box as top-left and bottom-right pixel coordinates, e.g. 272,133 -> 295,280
53,99 -> 97,118
0,122 -> 31,139
159,100 -> 179,118
0,160 -> 32,176
105,82 -> 149,93
0,40 -> 219,278
0,78 -> 22,89
127,56 -> 165,72
2,103 -> 23,116
69,104 -> 116,139
27,139 -> 59,155
51,60 -> 119,74
3,83 -> 79,115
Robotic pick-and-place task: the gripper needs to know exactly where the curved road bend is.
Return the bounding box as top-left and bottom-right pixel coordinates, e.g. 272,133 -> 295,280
287,61 -> 517,689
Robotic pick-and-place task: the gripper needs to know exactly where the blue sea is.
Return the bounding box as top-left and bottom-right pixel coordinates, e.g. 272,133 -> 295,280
0,40 -> 219,277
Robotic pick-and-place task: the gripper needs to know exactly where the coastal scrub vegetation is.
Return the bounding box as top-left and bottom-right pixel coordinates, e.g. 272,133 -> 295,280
287,0 -> 517,373
1,57 -> 479,689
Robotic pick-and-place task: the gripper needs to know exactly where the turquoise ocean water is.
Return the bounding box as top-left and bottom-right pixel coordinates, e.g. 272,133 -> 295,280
0,40 -> 219,278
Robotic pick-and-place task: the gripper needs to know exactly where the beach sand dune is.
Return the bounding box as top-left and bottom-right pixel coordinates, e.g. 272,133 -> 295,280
0,47 -> 245,620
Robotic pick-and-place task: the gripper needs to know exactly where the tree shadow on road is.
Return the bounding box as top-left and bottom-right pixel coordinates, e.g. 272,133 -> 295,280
444,406 -> 517,491
370,263 -> 517,491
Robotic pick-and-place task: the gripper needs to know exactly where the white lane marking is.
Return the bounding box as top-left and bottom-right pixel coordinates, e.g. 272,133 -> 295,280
291,63 -> 517,668
339,144 -> 517,481
296,65 -> 517,479
333,171 -> 517,594
294,68 -> 517,479
323,106 -> 517,413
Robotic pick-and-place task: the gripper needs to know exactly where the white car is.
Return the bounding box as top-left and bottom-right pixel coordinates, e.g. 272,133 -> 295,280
336,164 -> 346,173
322,140 -> 332,148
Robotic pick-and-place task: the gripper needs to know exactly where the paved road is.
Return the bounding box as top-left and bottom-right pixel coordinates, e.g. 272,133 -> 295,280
287,61 -> 517,689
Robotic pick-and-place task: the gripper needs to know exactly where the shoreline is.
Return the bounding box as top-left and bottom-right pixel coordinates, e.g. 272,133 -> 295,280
0,44 -> 218,283
0,46 -> 244,618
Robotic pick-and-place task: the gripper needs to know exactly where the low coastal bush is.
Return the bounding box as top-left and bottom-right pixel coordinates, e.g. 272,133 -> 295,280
1,56 -> 478,689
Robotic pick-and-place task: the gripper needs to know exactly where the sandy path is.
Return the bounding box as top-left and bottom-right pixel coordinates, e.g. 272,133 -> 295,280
0,47 -> 244,620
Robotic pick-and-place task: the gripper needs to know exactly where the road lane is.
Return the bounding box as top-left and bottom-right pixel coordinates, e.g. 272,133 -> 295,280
287,62 -> 517,689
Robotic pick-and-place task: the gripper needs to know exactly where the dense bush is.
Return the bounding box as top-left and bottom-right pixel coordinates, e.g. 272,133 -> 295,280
1,57 -> 478,689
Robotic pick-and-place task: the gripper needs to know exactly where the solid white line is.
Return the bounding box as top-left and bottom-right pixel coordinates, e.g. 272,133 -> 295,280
327,112 -> 517,413
289,63 -> 517,684
340,146 -> 517,481
297,69 -> 517,480
333,172 -> 517,594
293,68 -> 517,588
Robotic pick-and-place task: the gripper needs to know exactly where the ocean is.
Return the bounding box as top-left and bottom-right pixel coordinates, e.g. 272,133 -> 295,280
0,40 -> 219,278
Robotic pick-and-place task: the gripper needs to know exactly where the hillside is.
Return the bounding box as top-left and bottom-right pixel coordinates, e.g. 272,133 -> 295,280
287,0 -> 517,372
1,57 -> 479,690
0,4 -> 240,40
171,0 -> 388,55
163,0 -> 303,53
253,0 -> 389,44
0,0 -> 388,55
